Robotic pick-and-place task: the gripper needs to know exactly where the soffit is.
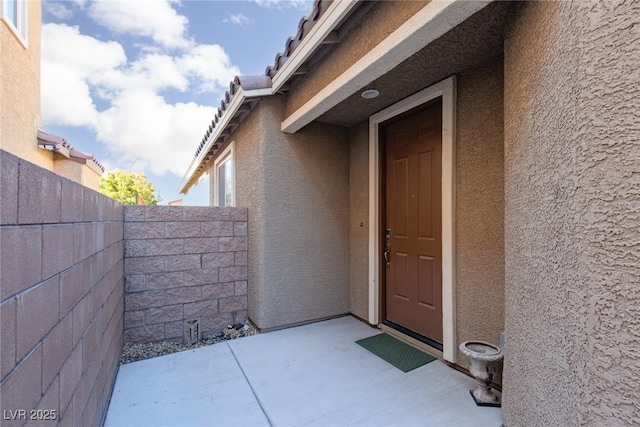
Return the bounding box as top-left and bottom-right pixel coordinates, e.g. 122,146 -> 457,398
315,1 -> 512,128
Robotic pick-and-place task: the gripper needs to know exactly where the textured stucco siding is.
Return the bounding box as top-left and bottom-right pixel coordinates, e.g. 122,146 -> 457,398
348,122 -> 369,320
258,97 -> 350,329
232,104 -> 266,331
284,0 -> 429,119
454,60 -> 505,373
503,1 -> 640,426
232,97 -> 350,330
53,160 -> 102,192
0,2 -> 48,168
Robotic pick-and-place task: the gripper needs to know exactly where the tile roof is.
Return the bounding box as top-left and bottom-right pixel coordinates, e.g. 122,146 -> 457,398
192,75 -> 272,161
37,130 -> 105,174
37,130 -> 70,151
265,0 -> 333,78
182,0 -> 333,193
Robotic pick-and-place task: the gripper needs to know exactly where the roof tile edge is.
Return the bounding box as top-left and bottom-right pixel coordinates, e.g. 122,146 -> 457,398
181,0 -> 332,194
37,129 -> 105,174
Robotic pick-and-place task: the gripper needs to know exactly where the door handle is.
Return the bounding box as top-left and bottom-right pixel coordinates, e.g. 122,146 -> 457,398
384,245 -> 391,268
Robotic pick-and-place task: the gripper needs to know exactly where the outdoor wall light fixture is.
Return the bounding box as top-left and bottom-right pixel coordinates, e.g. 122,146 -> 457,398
361,89 -> 380,99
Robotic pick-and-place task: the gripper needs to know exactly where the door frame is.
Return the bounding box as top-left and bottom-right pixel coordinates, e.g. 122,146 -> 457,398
368,76 -> 457,363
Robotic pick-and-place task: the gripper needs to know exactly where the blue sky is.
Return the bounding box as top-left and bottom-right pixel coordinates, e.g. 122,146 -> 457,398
41,0 -> 313,205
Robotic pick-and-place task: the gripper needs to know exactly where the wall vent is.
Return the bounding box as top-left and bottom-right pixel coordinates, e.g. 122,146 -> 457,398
185,319 -> 201,345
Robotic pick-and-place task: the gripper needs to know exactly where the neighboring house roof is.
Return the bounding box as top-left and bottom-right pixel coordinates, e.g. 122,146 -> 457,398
37,130 -> 105,174
180,0 -> 359,193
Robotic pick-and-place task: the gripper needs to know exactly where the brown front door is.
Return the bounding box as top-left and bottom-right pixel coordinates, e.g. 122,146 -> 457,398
383,101 -> 443,344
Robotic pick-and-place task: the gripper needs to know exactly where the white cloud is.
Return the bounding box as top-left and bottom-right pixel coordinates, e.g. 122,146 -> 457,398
254,0 -> 311,10
96,91 -> 215,176
43,2 -> 74,20
41,24 -> 127,77
41,62 -> 98,127
41,23 -> 126,127
223,13 -> 254,26
99,53 -> 190,93
41,22 -> 240,177
86,47 -> 239,95
178,45 -> 239,92
88,0 -> 190,49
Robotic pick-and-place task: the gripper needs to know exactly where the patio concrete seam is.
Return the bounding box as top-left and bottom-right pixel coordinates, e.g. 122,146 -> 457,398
227,342 -> 275,427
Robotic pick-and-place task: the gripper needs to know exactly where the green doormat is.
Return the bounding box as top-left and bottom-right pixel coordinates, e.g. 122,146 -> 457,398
356,333 -> 436,372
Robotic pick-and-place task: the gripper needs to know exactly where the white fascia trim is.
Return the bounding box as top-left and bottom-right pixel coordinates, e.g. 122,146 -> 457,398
271,0 -> 359,93
368,76 -> 457,363
282,0 -> 492,134
179,86 -> 271,193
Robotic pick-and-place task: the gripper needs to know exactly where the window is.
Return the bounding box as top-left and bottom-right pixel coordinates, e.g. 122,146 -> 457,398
212,141 -> 235,207
2,0 -> 27,46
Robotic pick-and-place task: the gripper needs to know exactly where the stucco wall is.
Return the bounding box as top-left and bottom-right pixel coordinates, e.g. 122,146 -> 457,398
284,0 -> 428,118
261,97 -> 350,329
348,122 -> 369,320
454,60 -> 505,372
1,2 -> 100,191
503,1 -> 640,425
233,97 -> 350,330
54,160 -> 102,192
0,1 -> 49,169
232,102 -> 267,331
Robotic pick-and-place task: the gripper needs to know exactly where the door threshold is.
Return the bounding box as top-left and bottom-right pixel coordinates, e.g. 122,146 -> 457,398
380,324 -> 443,360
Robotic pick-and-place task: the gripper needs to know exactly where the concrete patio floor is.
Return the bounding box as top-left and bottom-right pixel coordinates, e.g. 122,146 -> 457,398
105,316 -> 503,427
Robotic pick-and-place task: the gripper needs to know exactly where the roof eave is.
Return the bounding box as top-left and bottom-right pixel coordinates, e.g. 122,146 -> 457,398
180,0 -> 361,195
270,0 -> 359,93
179,86 -> 271,194
280,0 -> 495,134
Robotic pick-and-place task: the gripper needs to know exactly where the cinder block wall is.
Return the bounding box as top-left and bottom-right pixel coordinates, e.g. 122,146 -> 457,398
0,150 -> 124,427
123,206 -> 248,344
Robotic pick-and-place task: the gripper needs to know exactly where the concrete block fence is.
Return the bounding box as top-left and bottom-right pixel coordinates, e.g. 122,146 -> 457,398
123,206 -> 249,344
0,150 -> 124,427
0,150 -> 249,426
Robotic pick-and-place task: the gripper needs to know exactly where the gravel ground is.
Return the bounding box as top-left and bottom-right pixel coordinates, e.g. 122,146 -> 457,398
120,322 -> 259,364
